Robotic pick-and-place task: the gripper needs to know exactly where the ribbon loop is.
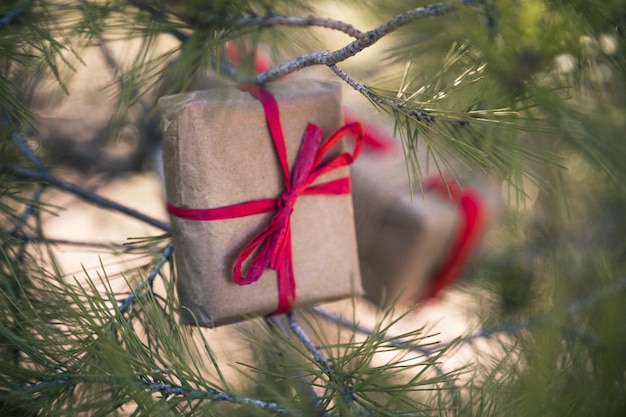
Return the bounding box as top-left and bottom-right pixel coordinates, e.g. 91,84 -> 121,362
168,84 -> 364,315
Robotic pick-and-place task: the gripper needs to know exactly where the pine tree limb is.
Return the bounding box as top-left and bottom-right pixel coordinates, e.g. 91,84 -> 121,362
125,0 -> 189,42
233,14 -> 365,39
266,316 -> 329,416
287,312 -> 338,379
328,64 -> 435,123
0,160 -> 170,232
314,276 -> 626,353
256,2 -> 459,84
117,243 -> 173,315
6,236 -> 151,251
141,377 -> 292,413
287,312 -> 356,410
461,276 -> 626,345
6,131 -> 50,263
310,307 -> 440,356
14,373 -> 291,414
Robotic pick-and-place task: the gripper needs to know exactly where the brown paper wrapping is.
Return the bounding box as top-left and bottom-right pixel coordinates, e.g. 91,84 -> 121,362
160,80 -> 362,327
351,163 -> 460,307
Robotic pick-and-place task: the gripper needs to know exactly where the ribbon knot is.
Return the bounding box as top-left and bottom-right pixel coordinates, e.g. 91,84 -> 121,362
277,191 -> 297,213
167,84 -> 364,315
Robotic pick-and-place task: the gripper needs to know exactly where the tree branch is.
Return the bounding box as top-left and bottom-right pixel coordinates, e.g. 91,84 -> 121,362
287,312 -> 356,410
126,0 -> 188,42
0,160 -> 170,232
117,243 -> 173,315
266,316 -> 329,417
5,131 -> 50,263
328,64 -> 435,122
10,235 -> 149,251
141,377 -> 292,413
15,373 -> 291,414
256,2 -> 455,84
287,312 -> 337,379
309,306 -> 440,355
233,14 -> 365,39
313,277 -> 626,353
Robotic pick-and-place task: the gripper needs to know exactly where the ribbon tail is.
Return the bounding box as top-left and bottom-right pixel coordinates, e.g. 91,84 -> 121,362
304,178 -> 351,195
270,228 -> 296,314
422,191 -> 485,300
233,225 -> 281,285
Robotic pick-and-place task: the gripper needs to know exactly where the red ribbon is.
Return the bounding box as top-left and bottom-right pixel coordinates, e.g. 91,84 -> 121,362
420,176 -> 487,300
167,84 -> 364,314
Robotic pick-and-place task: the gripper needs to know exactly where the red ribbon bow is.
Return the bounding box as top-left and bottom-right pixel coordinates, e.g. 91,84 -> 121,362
167,84 -> 364,314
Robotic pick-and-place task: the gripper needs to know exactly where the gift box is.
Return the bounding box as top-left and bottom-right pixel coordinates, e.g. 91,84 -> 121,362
352,164 -> 461,307
351,138 -> 496,307
160,80 -> 362,327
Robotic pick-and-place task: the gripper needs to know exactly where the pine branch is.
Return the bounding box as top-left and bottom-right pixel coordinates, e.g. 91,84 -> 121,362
5,130 -> 49,263
8,236 -> 146,251
233,14 -> 365,39
10,131 -> 46,173
287,312 -> 337,378
117,243 -> 173,315
287,312 -> 356,411
140,377 -> 292,413
256,2 -> 464,84
14,373 -> 291,414
328,64 -> 435,123
266,316 -> 329,416
0,160 -> 170,232
313,276 -> 626,353
310,307 -> 440,356
2,129 -> 171,233
449,277 -> 626,352
10,184 -> 45,235
126,0 -> 189,42
462,276 -> 626,344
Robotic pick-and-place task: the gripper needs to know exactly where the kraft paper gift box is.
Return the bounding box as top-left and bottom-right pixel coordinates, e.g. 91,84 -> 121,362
351,163 -> 461,307
159,80 -> 362,328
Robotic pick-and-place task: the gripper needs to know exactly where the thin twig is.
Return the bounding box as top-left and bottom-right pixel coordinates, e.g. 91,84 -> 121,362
9,235 -> 150,251
233,14 -> 365,40
11,131 -> 47,172
6,131 -> 50,262
256,2 -> 456,84
15,373 -> 290,414
142,377 -> 291,413
460,276 -> 626,346
266,316 -> 329,417
310,306 -> 440,356
0,160 -> 170,232
287,312 -> 356,410
117,243 -> 173,314
10,185 -> 47,235
315,277 -> 626,353
329,64 -> 435,122
287,312 -> 337,378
